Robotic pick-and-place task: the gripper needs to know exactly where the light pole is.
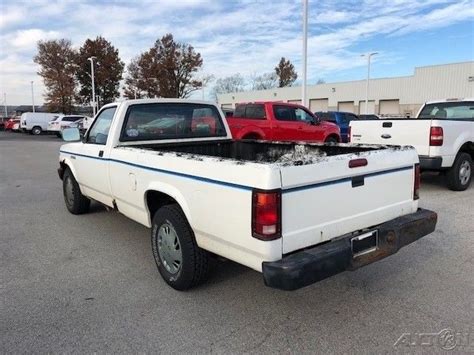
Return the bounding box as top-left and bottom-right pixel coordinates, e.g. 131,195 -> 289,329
302,0 -> 308,108
31,81 -> 35,112
3,93 -> 7,118
87,56 -> 97,116
361,52 -> 378,114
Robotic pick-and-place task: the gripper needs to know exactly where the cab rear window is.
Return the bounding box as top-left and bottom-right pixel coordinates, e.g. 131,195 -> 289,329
419,102 -> 474,120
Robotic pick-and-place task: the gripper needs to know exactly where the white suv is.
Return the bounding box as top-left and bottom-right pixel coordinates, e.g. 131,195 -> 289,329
48,115 -> 86,137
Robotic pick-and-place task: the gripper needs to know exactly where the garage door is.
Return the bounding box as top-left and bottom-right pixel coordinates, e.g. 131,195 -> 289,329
359,100 -> 375,114
309,98 -> 328,112
379,100 -> 400,115
338,101 -> 354,113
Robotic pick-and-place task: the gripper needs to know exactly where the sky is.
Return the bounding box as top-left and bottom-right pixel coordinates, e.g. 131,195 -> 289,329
0,0 -> 473,105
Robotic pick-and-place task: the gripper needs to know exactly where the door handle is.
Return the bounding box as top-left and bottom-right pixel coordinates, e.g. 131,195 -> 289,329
98,150 -> 104,157
381,134 -> 391,139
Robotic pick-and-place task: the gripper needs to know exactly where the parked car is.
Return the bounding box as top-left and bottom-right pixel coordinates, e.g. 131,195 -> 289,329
350,98 -> 474,190
60,118 -> 88,137
48,115 -> 86,137
227,102 -> 340,143
58,98 -> 437,291
4,118 -> 19,131
315,111 -> 359,143
21,112 -> 61,135
12,119 -> 22,132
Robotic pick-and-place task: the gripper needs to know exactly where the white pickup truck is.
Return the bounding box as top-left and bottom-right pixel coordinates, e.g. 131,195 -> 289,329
350,99 -> 474,191
58,99 -> 437,291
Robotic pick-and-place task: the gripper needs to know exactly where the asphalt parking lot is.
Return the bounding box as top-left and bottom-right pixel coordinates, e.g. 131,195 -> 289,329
1,131 -> 473,353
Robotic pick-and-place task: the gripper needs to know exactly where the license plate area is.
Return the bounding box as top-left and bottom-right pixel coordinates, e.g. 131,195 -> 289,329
351,230 -> 378,257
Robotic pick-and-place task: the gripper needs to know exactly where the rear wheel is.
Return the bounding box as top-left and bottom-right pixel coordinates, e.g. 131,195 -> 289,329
446,152 -> 472,191
31,126 -> 42,135
151,204 -> 210,290
63,168 -> 90,214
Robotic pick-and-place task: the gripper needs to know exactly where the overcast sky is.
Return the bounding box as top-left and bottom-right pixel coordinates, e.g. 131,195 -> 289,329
1,0 -> 473,105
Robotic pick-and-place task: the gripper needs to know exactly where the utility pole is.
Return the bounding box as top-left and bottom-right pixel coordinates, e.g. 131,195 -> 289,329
31,81 -> 35,112
361,52 -> 378,114
88,56 -> 97,116
302,0 -> 308,108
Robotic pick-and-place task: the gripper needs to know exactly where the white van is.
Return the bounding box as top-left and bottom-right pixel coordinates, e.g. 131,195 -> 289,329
21,112 -> 61,135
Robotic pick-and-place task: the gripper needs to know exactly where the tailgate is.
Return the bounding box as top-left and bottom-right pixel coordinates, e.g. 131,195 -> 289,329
280,148 -> 419,254
350,120 -> 432,156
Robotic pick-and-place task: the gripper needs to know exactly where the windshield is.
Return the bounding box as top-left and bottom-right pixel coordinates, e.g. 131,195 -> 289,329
120,103 -> 227,141
418,102 -> 474,120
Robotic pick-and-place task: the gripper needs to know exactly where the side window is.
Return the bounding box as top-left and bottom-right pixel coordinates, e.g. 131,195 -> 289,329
245,104 -> 266,119
319,112 -> 336,122
295,108 -> 314,123
234,105 -> 246,117
273,105 -> 296,121
87,107 -> 117,145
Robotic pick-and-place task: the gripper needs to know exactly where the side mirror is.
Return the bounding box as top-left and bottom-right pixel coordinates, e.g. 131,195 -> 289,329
62,127 -> 81,142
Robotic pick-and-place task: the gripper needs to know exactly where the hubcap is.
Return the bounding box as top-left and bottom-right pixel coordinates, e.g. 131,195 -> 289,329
157,221 -> 182,274
65,176 -> 75,206
459,160 -> 471,185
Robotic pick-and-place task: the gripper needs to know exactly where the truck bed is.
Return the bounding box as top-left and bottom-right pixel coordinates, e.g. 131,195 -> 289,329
128,140 -> 381,165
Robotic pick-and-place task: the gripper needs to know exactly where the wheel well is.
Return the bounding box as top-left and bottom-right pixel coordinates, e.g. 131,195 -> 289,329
241,133 -> 261,140
146,190 -> 178,219
459,141 -> 474,160
326,134 -> 340,142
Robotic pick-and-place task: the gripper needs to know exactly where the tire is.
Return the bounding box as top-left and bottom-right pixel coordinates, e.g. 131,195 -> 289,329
56,132 -> 62,138
151,204 -> 210,290
325,136 -> 338,144
32,126 -> 42,135
446,152 -> 472,191
63,168 -> 90,214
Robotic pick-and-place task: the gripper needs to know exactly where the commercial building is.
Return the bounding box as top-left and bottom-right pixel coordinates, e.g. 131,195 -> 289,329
217,61 -> 474,117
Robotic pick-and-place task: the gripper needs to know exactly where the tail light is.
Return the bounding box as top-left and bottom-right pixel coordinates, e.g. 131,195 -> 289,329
430,126 -> 443,146
348,126 -> 351,142
414,163 -> 420,200
252,189 -> 281,240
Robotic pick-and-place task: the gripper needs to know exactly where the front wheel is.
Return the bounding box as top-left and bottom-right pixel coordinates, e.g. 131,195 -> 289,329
446,152 -> 472,191
151,204 -> 210,290
63,168 -> 90,214
325,136 -> 338,144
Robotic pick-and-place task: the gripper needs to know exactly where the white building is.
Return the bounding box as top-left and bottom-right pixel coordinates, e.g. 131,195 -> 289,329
217,61 -> 474,117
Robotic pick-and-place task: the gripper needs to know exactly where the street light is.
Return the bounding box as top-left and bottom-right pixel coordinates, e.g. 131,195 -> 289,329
361,52 -> 378,114
87,56 -> 97,116
302,0 -> 308,108
31,81 -> 35,112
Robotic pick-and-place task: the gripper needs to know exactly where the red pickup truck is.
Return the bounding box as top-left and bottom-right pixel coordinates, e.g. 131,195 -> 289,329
227,102 -> 341,142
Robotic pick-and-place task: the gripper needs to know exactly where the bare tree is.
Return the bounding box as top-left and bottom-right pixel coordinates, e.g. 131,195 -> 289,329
250,72 -> 278,90
316,78 -> 326,84
211,74 -> 246,100
34,39 -> 77,113
275,57 -> 298,87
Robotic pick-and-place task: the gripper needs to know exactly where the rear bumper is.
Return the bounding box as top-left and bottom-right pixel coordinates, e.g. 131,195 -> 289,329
262,208 -> 437,291
419,156 -> 442,170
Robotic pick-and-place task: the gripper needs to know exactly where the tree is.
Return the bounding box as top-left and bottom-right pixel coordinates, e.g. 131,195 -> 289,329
250,72 -> 278,90
123,57 -> 146,99
316,78 -> 326,84
275,57 -> 297,87
75,36 -> 124,107
211,74 -> 246,100
34,39 -> 77,113
124,34 -> 203,98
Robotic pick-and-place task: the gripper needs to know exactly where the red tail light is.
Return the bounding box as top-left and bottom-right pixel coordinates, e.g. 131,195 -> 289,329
430,126 -> 443,146
414,163 -> 420,200
252,189 -> 281,240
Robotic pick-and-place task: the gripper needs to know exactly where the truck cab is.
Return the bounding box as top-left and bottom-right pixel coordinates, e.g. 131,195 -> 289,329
315,111 -> 359,143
